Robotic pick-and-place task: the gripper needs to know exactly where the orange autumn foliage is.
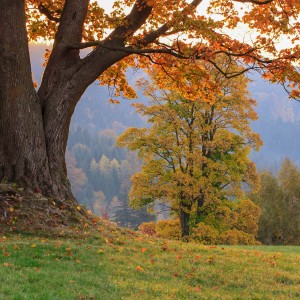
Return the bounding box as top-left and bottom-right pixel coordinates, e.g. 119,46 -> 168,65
25,0 -> 300,101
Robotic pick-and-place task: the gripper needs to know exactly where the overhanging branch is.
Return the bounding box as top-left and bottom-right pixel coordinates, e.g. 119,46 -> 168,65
233,0 -> 273,4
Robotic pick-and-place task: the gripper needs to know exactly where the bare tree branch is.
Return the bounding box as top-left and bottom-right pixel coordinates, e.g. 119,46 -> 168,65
233,0 -> 273,4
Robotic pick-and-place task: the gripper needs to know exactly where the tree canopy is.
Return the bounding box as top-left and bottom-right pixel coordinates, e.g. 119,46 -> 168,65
26,0 -> 300,100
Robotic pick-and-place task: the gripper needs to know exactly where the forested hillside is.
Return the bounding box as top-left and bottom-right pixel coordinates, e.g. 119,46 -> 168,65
30,44 -> 300,228
249,77 -> 300,169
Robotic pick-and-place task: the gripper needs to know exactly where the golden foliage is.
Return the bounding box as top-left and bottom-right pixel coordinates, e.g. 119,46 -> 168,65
190,223 -> 219,245
118,57 -> 261,228
155,219 -> 181,240
138,222 -> 157,236
218,230 -> 260,246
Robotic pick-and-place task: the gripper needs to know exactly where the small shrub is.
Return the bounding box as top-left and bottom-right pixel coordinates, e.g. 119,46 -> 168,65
156,219 -> 181,239
205,205 -> 239,232
218,229 -> 260,245
138,222 -> 157,236
235,199 -> 261,236
191,222 -> 219,244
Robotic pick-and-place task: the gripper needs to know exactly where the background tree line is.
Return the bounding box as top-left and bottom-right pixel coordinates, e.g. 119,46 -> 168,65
250,158 -> 300,245
67,126 -> 154,228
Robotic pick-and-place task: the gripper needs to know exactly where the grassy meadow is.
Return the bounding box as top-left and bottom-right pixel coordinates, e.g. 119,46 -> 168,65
0,226 -> 299,300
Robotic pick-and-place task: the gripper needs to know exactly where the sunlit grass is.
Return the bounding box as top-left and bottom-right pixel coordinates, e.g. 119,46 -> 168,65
0,231 -> 299,299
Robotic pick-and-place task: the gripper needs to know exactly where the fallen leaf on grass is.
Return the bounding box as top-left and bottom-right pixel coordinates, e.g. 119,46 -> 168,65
186,273 -> 195,279
269,260 -> 277,267
188,286 -> 201,293
136,266 -> 144,272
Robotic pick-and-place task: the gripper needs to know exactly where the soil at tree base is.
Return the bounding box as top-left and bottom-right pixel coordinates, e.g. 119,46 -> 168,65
0,183 -> 101,235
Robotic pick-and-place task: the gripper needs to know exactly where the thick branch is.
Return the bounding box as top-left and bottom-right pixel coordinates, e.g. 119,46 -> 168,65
55,0 -> 89,44
78,0 -> 154,82
65,42 -> 187,57
138,0 -> 203,47
37,4 -> 60,22
77,0 -> 204,88
108,0 -> 153,42
138,24 -> 169,48
39,0 -> 90,103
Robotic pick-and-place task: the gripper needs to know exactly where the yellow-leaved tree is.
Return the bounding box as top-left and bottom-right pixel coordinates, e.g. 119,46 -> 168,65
117,58 -> 262,237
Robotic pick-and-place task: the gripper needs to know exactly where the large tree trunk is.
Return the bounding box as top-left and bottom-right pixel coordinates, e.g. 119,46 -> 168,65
0,0 -> 53,193
0,1 -> 86,230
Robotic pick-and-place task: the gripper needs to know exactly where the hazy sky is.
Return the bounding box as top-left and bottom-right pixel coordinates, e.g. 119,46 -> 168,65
97,1 -> 115,13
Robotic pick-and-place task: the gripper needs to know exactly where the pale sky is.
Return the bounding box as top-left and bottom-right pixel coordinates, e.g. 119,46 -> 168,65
97,1 -> 114,13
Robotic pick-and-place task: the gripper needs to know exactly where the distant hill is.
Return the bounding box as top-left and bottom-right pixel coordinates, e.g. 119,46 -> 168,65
248,75 -> 300,169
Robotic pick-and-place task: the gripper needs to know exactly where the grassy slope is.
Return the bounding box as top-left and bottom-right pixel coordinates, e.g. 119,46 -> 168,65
0,227 -> 299,300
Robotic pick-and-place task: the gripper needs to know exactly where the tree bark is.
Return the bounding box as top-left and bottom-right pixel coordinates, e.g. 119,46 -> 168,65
180,202 -> 191,238
0,0 -> 53,193
196,192 -> 205,220
0,1 -> 85,230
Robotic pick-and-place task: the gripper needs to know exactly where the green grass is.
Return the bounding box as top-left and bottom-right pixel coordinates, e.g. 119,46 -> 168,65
0,229 -> 299,300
